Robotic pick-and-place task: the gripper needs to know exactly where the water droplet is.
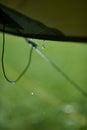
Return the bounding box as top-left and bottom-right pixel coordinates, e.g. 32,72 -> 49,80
31,92 -> 34,96
42,42 -> 46,49
42,45 -> 45,49
62,104 -> 75,114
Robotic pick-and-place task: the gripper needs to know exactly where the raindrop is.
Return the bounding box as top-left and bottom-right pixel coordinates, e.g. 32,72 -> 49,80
42,41 -> 46,49
31,92 -> 34,96
62,104 -> 75,114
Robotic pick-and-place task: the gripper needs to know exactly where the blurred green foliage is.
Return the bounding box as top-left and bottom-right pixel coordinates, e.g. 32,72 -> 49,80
0,33 -> 87,130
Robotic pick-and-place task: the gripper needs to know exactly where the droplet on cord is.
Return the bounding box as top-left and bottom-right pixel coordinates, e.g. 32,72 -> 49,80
42,42 -> 46,49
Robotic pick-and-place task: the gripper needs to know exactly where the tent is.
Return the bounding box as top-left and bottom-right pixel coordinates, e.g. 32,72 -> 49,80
0,1 -> 87,130
0,0 -> 87,42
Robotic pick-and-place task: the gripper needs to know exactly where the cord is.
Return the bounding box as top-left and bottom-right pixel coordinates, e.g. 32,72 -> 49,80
24,38 -> 87,98
35,47 -> 87,98
1,25 -> 33,83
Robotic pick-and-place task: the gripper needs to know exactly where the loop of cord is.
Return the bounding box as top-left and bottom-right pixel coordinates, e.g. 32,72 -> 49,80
1,25 -> 33,83
1,25 -> 87,98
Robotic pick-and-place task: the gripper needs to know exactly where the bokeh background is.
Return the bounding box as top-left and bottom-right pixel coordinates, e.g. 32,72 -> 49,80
0,33 -> 87,130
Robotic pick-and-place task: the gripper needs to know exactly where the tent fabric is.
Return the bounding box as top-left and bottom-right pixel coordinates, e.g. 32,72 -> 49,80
0,4 -> 63,38
0,0 -> 87,42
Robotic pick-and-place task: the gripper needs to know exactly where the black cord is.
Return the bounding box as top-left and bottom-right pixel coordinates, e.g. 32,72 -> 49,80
1,25 -> 33,83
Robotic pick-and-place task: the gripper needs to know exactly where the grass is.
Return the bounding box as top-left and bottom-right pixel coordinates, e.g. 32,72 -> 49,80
0,33 -> 87,130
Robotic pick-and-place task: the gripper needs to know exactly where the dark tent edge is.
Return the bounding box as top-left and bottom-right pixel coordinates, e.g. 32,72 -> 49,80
0,3 -> 87,43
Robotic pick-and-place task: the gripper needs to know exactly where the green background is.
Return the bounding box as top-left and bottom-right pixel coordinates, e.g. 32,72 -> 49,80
0,33 -> 87,130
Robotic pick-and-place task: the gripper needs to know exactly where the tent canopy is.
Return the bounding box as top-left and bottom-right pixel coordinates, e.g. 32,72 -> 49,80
0,0 -> 87,42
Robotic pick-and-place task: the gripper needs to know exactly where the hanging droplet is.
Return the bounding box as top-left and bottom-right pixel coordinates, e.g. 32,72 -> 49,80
31,92 -> 34,96
42,41 -> 46,49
